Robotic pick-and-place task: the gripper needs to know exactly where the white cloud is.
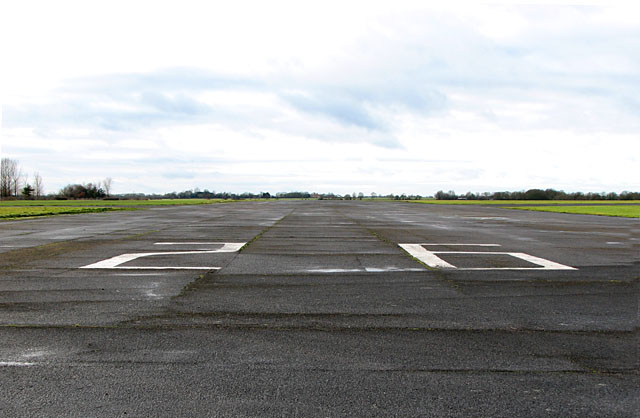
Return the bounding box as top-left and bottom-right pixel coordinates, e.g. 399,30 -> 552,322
1,2 -> 639,195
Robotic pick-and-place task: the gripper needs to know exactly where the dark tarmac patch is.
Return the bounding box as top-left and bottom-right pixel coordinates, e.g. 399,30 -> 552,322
0,240 -> 99,270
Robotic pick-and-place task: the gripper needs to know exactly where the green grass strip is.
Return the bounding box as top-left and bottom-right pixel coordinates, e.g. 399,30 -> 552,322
503,205 -> 640,218
0,206 -> 133,220
411,200 -> 640,205
0,199 -> 231,207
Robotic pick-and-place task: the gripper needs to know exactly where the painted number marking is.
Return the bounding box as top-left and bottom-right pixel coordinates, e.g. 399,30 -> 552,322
80,242 -> 245,270
399,243 -> 576,270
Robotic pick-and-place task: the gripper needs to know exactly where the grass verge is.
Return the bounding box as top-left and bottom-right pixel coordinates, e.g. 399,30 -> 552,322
410,200 -> 640,205
503,205 -> 640,218
0,198 -> 231,207
0,206 -> 133,220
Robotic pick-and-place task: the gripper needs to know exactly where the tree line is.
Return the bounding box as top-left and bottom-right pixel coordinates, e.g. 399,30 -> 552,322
435,189 -> 640,201
118,190 -> 314,200
1,158 -> 44,199
3,159 -> 638,201
1,158 -> 113,200
115,190 -> 425,200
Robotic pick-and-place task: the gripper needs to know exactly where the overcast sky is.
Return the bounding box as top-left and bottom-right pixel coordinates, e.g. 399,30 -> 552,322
1,1 -> 638,195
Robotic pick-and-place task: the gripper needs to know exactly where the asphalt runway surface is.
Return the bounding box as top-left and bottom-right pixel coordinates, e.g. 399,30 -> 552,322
0,200 -> 637,417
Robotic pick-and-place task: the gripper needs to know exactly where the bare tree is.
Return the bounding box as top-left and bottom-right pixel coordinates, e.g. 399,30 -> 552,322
102,177 -> 113,197
13,168 -> 24,198
1,158 -> 19,198
0,159 -> 10,198
33,172 -> 44,198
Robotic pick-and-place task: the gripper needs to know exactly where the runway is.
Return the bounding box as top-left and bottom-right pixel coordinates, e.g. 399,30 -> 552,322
0,200 -> 637,416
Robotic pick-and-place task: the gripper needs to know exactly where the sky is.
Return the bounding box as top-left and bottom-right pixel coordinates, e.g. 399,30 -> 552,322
1,1 -> 639,196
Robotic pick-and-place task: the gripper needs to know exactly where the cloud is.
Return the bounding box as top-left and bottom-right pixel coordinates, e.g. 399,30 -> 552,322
281,91 -> 382,130
161,171 -> 196,180
2,4 -> 639,194
4,68 -> 425,148
7,5 -> 638,141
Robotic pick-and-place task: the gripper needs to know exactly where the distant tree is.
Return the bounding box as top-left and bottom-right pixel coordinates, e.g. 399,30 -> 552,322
21,184 -> 34,199
85,183 -> 106,199
33,172 -> 44,198
102,177 -> 113,197
59,183 -> 106,199
523,189 -> 548,200
276,192 -> 312,199
1,158 -> 24,199
358,192 -> 364,200
620,191 -> 640,200
435,190 -> 458,200
13,168 -> 24,198
1,158 -> 18,198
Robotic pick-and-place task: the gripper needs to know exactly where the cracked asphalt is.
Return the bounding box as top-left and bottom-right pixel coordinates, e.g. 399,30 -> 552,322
0,200 -> 638,417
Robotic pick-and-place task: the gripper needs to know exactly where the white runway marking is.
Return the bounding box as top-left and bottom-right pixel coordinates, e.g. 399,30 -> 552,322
104,266 -> 222,270
420,243 -> 501,247
399,244 -> 577,270
307,267 -> 425,273
364,267 -> 425,272
21,350 -> 50,359
111,273 -> 171,276
500,252 -> 577,270
0,361 -> 36,367
80,242 -> 245,270
462,216 -> 508,220
398,244 -> 456,268
153,243 -> 244,251
308,268 -> 362,273
154,242 -> 227,245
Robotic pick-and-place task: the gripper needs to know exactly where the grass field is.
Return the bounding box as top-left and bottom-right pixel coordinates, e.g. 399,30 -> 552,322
503,205 -> 640,218
411,199 -> 640,205
0,206 -> 133,220
0,199 -> 231,207
0,199 -> 236,220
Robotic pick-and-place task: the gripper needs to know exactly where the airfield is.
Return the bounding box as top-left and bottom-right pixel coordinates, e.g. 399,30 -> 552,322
0,200 -> 637,416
